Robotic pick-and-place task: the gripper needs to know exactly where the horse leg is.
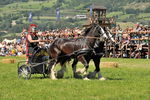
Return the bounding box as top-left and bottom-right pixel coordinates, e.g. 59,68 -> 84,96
76,56 -> 89,74
72,58 -> 82,78
93,57 -> 106,80
82,62 -> 90,80
87,58 -> 97,79
49,60 -> 57,80
77,55 -> 90,80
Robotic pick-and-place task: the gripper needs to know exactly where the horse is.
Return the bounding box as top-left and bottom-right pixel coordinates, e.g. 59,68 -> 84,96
72,27 -> 115,80
47,23 -> 109,80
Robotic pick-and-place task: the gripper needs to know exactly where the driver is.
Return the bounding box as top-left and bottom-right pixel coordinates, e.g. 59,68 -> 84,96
26,24 -> 41,64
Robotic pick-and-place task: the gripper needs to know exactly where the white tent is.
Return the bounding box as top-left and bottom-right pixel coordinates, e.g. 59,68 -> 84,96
3,38 -> 17,44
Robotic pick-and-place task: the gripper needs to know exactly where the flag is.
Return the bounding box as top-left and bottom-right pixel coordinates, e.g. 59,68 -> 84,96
56,7 -> 60,21
90,5 -> 93,16
28,12 -> 32,23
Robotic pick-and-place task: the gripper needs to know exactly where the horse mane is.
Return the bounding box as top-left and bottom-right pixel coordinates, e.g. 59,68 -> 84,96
82,23 -> 98,36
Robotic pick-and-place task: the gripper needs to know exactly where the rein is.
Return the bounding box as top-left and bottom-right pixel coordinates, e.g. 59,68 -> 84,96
40,35 -> 103,43
39,25 -> 108,42
40,28 -> 104,42
28,47 -> 104,67
74,36 -> 103,40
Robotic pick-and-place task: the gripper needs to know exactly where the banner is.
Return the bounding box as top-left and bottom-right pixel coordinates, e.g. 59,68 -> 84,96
28,12 -> 32,23
90,5 -> 93,17
56,7 -> 60,21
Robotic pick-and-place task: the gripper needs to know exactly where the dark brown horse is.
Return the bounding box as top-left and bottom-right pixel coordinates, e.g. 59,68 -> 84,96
72,27 -> 115,80
47,23 -> 109,79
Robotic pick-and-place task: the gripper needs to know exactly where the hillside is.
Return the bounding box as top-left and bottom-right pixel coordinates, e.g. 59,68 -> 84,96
1,0 -> 150,12
0,0 -> 150,39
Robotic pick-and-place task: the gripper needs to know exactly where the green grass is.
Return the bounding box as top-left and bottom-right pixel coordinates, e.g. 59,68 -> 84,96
118,14 -> 135,20
137,13 -> 150,21
123,2 -> 150,10
137,13 -> 150,18
0,0 -> 56,15
107,11 -> 123,18
144,18 -> 150,21
0,57 -> 150,100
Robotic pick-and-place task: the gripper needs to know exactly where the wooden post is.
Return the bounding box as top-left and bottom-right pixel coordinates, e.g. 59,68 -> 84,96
105,42 -> 108,57
108,44 -> 110,58
113,43 -> 115,58
148,32 -> 150,59
138,32 -> 141,58
129,33 -> 132,58
121,42 -> 123,58
129,44 -> 132,58
120,49 -> 122,58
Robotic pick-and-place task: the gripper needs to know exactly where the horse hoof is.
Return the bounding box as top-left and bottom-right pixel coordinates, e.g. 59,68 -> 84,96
99,77 -> 107,81
56,75 -> 63,79
51,77 -> 57,80
87,72 -> 96,79
51,75 -> 57,80
56,71 -> 64,79
83,77 -> 90,80
74,74 -> 82,79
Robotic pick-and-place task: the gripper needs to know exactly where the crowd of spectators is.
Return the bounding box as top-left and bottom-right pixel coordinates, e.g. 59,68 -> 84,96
0,23 -> 150,58
39,27 -> 83,39
109,23 -> 150,59
0,40 -> 26,56
0,27 -> 83,57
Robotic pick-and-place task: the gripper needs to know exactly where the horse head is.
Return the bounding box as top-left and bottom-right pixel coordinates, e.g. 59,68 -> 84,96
83,23 -> 104,38
105,27 -> 115,43
93,24 -> 115,43
87,23 -> 108,41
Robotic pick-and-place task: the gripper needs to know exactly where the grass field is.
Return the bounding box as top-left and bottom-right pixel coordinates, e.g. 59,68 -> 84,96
0,57 -> 150,100
107,11 -> 123,18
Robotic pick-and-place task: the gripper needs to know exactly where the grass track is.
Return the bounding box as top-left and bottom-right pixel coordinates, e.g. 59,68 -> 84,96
0,57 -> 150,100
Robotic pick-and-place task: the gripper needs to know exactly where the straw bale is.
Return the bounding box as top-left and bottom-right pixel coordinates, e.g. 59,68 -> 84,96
1,59 -> 16,63
100,62 -> 119,68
